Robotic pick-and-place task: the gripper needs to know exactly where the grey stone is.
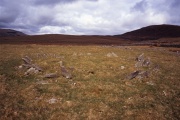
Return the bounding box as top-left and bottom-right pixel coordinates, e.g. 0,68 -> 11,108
61,66 -> 72,79
142,58 -> 151,67
127,71 -> 141,80
24,67 -> 37,75
135,53 -> 144,61
22,56 -> 32,64
44,73 -> 58,78
139,71 -> 149,78
59,61 -> 72,79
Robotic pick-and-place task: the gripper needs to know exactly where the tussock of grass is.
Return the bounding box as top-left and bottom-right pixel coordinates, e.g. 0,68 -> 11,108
0,45 -> 179,119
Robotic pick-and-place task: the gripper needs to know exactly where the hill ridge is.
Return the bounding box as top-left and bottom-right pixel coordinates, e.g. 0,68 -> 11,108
0,29 -> 27,37
116,24 -> 180,41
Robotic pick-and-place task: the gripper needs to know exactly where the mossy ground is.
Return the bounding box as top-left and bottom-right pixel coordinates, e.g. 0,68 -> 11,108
0,45 -> 179,120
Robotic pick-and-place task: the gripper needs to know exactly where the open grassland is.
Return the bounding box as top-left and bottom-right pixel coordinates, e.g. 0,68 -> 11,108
0,44 -> 180,120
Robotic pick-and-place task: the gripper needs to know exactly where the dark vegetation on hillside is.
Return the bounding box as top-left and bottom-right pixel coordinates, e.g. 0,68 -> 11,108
0,29 -> 27,37
116,24 -> 180,41
0,24 -> 180,47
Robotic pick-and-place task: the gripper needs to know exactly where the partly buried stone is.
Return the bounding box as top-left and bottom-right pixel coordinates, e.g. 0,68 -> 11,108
61,66 -> 72,79
22,56 -> 32,64
138,71 -> 149,78
135,53 -> 144,62
25,67 -> 39,75
107,52 -> 118,57
142,58 -> 151,67
135,61 -> 143,68
120,66 -> 125,70
59,61 -> 73,79
127,70 -> 141,80
47,98 -> 58,104
21,56 -> 43,73
31,64 -> 43,72
44,73 -> 58,78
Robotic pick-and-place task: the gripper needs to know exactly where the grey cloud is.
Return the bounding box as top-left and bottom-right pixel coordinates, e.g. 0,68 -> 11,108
132,0 -> 148,12
33,0 -> 98,5
171,0 -> 180,7
32,0 -> 77,6
0,0 -> 180,35
0,1 -> 21,23
163,0 -> 180,25
0,0 -> 28,25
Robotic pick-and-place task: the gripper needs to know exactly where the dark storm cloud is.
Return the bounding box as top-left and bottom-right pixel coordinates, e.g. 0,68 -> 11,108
0,0 -> 21,24
0,0 -> 180,35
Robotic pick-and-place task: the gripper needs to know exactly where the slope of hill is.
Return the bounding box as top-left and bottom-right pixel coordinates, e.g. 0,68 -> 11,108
0,29 -> 27,37
0,34 -> 130,45
0,24 -> 180,47
116,24 -> 180,41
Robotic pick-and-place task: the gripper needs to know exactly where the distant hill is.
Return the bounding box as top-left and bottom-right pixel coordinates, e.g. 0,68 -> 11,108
0,25 -> 180,47
116,24 -> 180,41
0,29 -> 27,37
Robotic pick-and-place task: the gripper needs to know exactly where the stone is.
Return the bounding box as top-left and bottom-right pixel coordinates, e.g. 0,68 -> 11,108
146,81 -> 155,86
32,64 -> 43,72
120,66 -> 125,69
139,71 -> 149,78
22,56 -> 32,64
142,58 -> 151,67
135,53 -> 144,61
61,66 -> 72,79
24,67 -> 37,75
135,61 -> 143,68
44,73 -> 58,78
127,71 -> 141,80
36,81 -> 50,85
107,52 -> 118,57
59,61 -> 73,79
48,98 -> 57,104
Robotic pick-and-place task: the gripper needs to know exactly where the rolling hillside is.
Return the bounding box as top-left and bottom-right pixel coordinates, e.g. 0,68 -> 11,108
0,29 -> 27,37
0,24 -> 180,46
116,24 -> 180,41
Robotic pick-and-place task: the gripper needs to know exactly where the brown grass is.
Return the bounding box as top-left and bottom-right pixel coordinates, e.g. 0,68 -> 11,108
0,45 -> 179,119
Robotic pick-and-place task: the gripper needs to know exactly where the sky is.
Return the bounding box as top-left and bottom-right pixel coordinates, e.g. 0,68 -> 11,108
0,0 -> 180,35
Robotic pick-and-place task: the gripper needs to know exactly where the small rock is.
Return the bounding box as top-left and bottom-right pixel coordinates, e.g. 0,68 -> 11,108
127,70 -> 141,80
107,52 -> 118,57
18,65 -> 23,69
22,56 -> 32,64
44,73 -> 58,78
120,66 -> 125,70
36,81 -> 50,85
111,52 -> 118,57
48,98 -> 57,104
24,67 -> 37,75
146,81 -> 155,86
32,64 -> 43,72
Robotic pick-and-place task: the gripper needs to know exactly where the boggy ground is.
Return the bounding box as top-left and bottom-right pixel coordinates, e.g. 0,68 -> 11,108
0,44 -> 179,120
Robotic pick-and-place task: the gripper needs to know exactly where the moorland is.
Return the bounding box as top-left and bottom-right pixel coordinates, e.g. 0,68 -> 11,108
0,24 -> 180,119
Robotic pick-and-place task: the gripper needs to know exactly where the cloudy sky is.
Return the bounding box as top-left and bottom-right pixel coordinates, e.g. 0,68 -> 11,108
0,0 -> 180,35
